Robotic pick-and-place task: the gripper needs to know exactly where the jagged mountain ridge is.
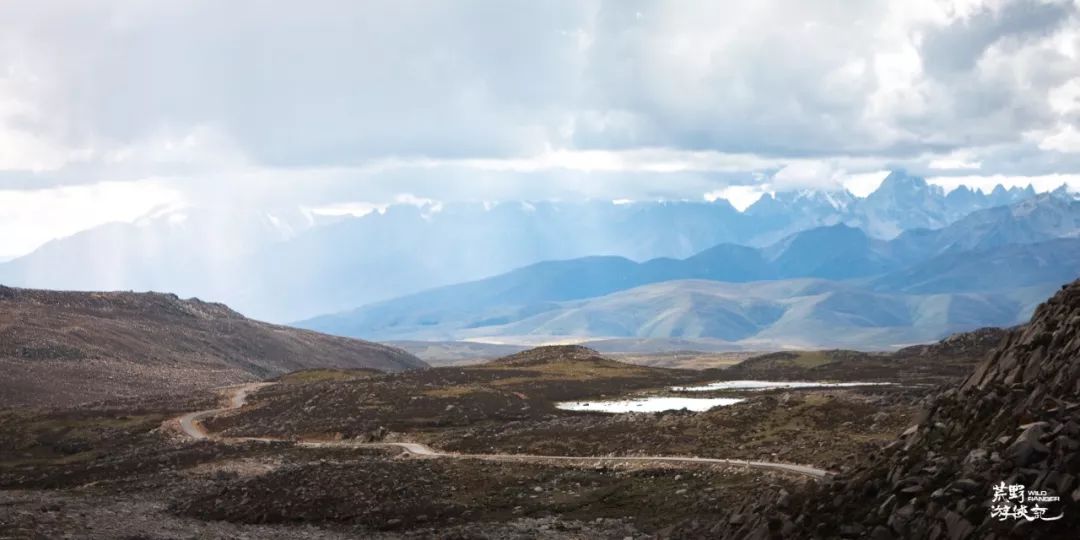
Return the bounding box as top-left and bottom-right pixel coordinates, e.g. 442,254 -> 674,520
298,195 -> 1080,348
889,194 -> 1080,260
745,170 -> 1041,242
0,171 -> 1058,322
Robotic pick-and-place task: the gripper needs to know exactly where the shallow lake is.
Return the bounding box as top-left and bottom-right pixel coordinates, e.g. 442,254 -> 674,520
556,396 -> 744,413
671,380 -> 894,392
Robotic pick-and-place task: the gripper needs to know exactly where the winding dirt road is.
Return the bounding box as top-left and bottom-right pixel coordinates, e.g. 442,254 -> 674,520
175,383 -> 833,480
177,382 -> 273,440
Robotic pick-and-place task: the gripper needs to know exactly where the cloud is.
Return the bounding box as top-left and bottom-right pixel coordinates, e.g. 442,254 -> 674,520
704,185 -> 766,211
1,0 -> 1080,254
1,0 -> 1078,176
765,163 -> 894,196
305,201 -> 388,218
928,150 -> 983,170
771,162 -> 844,190
0,0 -> 594,171
1033,124 -> 1080,153
842,170 -> 893,197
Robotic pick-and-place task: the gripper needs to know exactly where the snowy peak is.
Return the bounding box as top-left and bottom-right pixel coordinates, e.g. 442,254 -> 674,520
864,170 -> 944,205
873,169 -> 930,192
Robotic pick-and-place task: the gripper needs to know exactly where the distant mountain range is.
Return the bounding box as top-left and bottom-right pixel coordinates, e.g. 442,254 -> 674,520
0,171 -> 1063,322
743,170 -> 1041,241
301,276 -> 1058,351
297,194 -> 1080,350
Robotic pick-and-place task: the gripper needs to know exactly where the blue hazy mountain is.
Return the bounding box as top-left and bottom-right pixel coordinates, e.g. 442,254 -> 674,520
0,207 -> 319,304
890,194 -> 1080,258
300,276 -> 1061,350
743,171 -> 1037,242
762,224 -> 898,279
855,170 -> 952,238
742,189 -> 853,244
0,171 -> 1057,322
298,195 -> 1080,349
871,238 -> 1080,294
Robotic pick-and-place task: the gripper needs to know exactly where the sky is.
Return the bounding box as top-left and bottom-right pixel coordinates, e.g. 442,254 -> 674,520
3,0 -> 1080,258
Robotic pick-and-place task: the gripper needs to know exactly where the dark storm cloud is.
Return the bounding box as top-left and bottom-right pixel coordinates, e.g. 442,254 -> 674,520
921,0 -> 1074,75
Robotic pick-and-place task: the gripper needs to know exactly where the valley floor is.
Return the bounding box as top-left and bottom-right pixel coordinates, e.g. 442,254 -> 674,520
0,343 -> 992,539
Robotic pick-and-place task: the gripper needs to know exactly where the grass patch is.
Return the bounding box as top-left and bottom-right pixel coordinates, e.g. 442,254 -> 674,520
789,352 -> 836,369
0,412 -> 166,466
797,393 -> 833,406
276,368 -> 378,385
24,413 -> 166,433
423,385 -> 486,398
498,360 -> 653,378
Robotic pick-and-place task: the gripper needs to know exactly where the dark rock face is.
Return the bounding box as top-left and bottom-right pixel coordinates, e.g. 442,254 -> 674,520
707,280 -> 1080,539
894,326 -> 1014,359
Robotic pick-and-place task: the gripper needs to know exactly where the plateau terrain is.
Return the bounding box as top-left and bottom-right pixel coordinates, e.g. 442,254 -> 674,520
8,281 -> 1078,538
0,287 -> 424,408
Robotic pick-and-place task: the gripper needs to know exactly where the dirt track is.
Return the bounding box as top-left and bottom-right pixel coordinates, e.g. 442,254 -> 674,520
177,383 -> 274,440
175,383 -> 834,479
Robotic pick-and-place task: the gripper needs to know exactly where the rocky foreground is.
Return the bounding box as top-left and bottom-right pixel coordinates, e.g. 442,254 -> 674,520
3,284 -> 1075,538
707,280 -> 1080,539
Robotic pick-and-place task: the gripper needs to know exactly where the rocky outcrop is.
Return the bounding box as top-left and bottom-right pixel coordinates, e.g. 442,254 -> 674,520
706,280 -> 1080,539
894,326 -> 1013,360
488,345 -> 604,367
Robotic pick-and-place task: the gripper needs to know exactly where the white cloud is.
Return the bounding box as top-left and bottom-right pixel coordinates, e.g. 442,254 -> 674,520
1048,77 -> 1080,115
842,170 -> 893,197
0,128 -> 80,172
306,201 -> 387,218
929,150 -> 983,169
1,0 -> 1077,175
397,148 -> 782,174
771,162 -> 843,190
102,124 -> 250,170
0,73 -> 90,171
1,0 -> 1079,246
1034,124 -> 1080,153
705,185 -> 766,212
768,163 -> 894,196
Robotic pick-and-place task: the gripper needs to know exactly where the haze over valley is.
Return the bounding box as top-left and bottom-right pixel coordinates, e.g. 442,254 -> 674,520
299,186 -> 1080,351
4,171 -> 1078,354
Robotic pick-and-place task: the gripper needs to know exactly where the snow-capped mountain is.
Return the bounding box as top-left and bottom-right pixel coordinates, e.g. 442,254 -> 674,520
747,170 -> 1044,242
298,195 -> 1080,349
0,171 -> 1065,322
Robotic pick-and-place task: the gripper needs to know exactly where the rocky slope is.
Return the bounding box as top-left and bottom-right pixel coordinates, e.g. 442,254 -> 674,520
721,327 -> 1011,386
486,344 -> 608,367
709,280 -> 1080,539
0,286 -> 426,408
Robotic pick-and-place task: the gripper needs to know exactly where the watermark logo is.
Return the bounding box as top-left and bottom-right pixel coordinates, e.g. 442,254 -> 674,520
990,482 -> 1063,522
